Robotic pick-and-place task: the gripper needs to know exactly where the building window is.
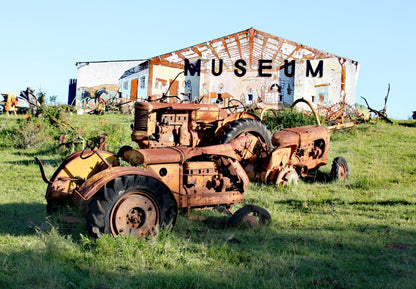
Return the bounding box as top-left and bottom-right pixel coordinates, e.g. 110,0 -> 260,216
140,76 -> 146,89
315,84 -> 329,103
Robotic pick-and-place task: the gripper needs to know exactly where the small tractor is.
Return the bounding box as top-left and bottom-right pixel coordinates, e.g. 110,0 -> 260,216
36,98 -> 349,238
131,100 -> 272,149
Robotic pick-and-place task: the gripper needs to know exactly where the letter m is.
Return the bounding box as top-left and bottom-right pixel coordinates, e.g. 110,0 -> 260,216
306,60 -> 323,78
184,59 -> 201,76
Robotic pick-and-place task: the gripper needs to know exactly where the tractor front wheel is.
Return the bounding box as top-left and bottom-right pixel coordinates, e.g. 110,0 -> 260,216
227,204 -> 271,227
86,175 -> 177,239
330,157 -> 350,181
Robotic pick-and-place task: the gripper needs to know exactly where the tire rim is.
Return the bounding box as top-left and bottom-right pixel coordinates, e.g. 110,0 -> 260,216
110,191 -> 160,238
338,163 -> 348,180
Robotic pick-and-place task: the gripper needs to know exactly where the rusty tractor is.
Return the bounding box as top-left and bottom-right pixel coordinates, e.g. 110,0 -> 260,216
36,117 -> 349,239
131,101 -> 271,149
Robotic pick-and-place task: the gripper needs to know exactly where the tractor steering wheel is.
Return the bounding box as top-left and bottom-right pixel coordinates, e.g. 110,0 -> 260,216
157,95 -> 182,103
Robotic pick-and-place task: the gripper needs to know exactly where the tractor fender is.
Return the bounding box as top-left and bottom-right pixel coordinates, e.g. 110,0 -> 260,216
215,112 -> 260,136
76,166 -> 165,203
44,149 -> 120,201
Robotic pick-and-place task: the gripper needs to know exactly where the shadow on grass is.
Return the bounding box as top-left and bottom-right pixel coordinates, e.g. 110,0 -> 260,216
7,150 -> 63,167
396,121 -> 416,128
0,249 -> 248,289
2,200 -> 416,288
2,222 -> 415,289
0,202 -> 87,241
302,170 -> 333,184
275,198 -> 415,208
0,202 -> 47,236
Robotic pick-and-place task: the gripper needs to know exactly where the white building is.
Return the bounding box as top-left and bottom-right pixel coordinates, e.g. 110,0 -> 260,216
72,28 -> 359,112
74,59 -> 144,109
118,28 -> 359,109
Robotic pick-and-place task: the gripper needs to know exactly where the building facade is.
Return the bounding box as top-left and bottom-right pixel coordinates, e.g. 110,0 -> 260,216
118,28 -> 359,110
73,28 -> 359,112
74,60 -> 144,111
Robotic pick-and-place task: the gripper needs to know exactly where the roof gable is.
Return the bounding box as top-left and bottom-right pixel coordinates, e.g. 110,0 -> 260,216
151,27 -> 353,71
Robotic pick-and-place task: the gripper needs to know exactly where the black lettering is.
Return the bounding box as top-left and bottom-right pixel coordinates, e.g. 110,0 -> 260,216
284,60 -> 295,77
184,58 -> 201,76
306,60 -> 323,78
211,59 -> 223,76
234,59 -> 247,77
258,60 -> 272,77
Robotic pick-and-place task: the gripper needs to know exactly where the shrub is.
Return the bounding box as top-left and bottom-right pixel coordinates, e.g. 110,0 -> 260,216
262,108 -> 324,132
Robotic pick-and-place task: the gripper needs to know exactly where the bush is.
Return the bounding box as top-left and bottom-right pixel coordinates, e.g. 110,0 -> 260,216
13,118 -> 56,149
262,108 -> 324,133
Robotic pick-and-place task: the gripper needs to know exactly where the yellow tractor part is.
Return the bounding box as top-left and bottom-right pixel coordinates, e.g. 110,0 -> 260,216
37,149 -> 119,201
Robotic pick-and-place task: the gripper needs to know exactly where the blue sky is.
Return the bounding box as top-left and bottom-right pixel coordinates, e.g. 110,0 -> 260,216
1,0 -> 415,119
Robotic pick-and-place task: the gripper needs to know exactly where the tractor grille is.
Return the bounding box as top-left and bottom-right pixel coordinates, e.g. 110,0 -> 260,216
134,108 -> 148,131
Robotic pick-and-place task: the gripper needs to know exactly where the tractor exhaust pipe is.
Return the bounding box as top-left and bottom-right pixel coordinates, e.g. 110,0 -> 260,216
34,157 -> 52,184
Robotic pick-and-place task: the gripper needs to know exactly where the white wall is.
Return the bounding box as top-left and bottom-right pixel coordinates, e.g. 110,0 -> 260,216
119,69 -> 149,102
293,58 -> 359,108
75,60 -> 144,109
77,61 -> 143,88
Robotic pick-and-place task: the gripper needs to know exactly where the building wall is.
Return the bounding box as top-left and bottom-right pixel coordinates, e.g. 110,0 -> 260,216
293,58 -> 359,111
75,60 -> 143,110
114,28 -> 360,110
151,65 -> 185,98
119,69 -> 149,102
118,57 -> 359,111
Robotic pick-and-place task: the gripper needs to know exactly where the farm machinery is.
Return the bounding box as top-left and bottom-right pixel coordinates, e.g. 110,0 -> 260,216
36,100 -> 349,239
130,100 -> 270,148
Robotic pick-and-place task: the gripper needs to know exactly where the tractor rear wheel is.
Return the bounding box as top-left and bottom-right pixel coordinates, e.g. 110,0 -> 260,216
86,175 -> 177,239
218,118 -> 272,149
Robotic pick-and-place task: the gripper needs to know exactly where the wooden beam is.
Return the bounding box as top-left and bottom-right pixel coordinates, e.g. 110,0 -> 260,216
235,34 -> 242,59
206,43 -> 220,60
261,36 -> 269,59
191,47 -> 202,57
221,38 -> 232,60
147,59 -> 154,97
248,28 -> 254,69
208,41 -> 232,70
151,57 -> 184,69
271,39 -> 284,65
288,44 -> 301,59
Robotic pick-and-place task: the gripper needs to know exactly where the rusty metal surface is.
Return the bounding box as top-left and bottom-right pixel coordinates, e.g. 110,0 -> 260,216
264,125 -> 331,184
47,122 -> 333,210
109,191 -> 160,238
132,100 -> 250,148
126,124 -> 331,192
122,147 -> 184,165
43,150 -> 119,201
124,133 -> 264,165
120,137 -> 254,209
318,102 -> 358,130
76,166 -> 162,202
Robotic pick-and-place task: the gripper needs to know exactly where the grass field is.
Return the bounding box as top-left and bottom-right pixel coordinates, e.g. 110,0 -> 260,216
0,113 -> 415,289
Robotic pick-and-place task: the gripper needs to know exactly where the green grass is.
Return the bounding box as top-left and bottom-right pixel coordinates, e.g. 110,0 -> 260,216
0,114 -> 415,288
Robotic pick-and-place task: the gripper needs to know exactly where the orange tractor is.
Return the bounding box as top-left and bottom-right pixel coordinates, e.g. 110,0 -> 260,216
36,101 -> 349,239
130,100 -> 271,148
